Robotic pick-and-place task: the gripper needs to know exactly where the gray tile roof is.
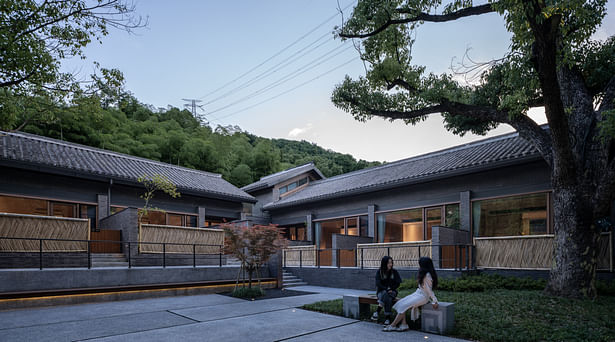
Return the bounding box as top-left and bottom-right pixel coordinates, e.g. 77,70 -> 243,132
263,132 -> 542,210
241,162 -> 325,193
0,131 -> 255,203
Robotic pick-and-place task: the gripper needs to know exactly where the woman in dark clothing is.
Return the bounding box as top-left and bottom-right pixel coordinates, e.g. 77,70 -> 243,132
372,256 -> 401,325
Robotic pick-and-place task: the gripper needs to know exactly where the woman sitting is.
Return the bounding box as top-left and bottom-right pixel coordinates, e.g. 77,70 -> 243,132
383,257 -> 439,332
372,256 -> 401,325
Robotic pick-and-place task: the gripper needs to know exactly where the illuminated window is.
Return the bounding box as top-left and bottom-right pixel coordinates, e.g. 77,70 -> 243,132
472,193 -> 548,237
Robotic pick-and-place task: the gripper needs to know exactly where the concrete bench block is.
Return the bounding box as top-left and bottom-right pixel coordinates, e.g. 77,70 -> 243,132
343,295 -> 371,319
421,302 -> 454,335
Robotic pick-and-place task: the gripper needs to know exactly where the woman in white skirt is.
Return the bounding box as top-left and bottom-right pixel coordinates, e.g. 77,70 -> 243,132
383,257 -> 439,332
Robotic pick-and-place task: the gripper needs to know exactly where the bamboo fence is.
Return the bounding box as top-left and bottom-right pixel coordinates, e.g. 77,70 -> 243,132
475,233 -> 613,270
0,213 -> 89,252
139,224 -> 223,254
283,245 -> 316,266
356,241 -> 432,268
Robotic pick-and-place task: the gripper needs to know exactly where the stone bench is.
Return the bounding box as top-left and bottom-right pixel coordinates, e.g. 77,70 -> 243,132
343,294 -> 454,335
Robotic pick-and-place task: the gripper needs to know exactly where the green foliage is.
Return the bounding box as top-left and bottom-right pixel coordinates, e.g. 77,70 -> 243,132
137,174 -> 180,219
0,0 -> 143,130
8,92 -> 379,186
302,299 -> 344,316
333,0 -> 612,136
303,286 -> 615,342
231,286 -> 265,299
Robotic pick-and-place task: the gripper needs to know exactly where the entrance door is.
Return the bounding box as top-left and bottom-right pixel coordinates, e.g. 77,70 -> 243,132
90,230 -> 122,253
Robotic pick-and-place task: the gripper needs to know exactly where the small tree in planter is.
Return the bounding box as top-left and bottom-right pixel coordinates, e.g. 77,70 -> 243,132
137,174 -> 180,221
222,222 -> 287,297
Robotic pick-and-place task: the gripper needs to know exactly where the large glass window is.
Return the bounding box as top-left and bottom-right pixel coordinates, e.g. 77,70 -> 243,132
346,217 -> 359,236
79,204 -> 97,230
359,215 -> 369,237
279,177 -> 308,195
167,213 -> 184,226
472,193 -> 548,237
378,209 -> 423,242
445,204 -> 460,229
281,224 -> 307,241
0,195 -> 47,215
50,202 -> 76,218
319,218 -> 344,249
425,207 -> 442,240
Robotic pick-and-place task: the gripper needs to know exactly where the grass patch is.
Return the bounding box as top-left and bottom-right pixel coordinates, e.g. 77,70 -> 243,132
302,276 -> 615,342
303,299 -> 344,316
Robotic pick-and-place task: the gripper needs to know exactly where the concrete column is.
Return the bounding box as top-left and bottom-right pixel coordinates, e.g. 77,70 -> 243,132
314,221 -> 321,249
97,194 -> 109,221
198,207 -> 206,227
431,226 -> 441,268
460,191 -> 471,233
272,187 -> 280,202
368,205 -> 376,241
306,214 -> 313,242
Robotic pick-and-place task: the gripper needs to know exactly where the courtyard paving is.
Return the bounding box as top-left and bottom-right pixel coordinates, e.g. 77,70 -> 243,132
0,286 -> 467,341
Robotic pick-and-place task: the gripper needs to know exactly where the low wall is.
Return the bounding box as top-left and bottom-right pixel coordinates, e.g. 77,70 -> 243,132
284,267 -> 615,291
356,241 -> 432,268
285,267 -> 462,291
139,224 -> 224,254
475,233 -> 612,271
283,245 -> 316,267
0,213 -> 89,252
0,266 -> 270,293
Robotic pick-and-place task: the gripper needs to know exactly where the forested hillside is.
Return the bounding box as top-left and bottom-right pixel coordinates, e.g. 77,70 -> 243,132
14,95 -> 380,187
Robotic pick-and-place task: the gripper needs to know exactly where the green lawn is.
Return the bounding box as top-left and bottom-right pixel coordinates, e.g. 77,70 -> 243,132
302,288 -> 615,342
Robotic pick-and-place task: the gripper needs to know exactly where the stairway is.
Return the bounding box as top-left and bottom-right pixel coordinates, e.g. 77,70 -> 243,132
91,253 -> 129,268
282,270 -> 307,288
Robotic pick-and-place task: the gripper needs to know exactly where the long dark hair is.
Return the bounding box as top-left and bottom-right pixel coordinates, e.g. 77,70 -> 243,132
380,256 -> 393,278
417,257 -> 438,289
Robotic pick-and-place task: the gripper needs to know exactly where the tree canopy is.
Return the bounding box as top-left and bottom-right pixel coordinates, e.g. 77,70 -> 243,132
333,0 -> 615,298
0,0 -> 144,130
6,91 -> 379,188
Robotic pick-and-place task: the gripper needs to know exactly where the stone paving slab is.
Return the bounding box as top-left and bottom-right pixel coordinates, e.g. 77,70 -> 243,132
84,308 -> 357,342
0,294 -> 242,330
287,321 -> 466,342
0,311 -> 195,342
288,285 -> 372,297
254,293 -> 342,307
171,300 -> 291,322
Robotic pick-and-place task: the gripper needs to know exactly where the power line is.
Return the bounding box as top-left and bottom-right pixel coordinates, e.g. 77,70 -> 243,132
203,30 -> 333,106
210,57 -> 357,123
206,43 -> 354,115
198,0 -> 357,101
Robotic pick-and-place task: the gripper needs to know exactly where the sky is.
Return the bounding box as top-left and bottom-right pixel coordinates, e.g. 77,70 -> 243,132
62,1 -> 615,163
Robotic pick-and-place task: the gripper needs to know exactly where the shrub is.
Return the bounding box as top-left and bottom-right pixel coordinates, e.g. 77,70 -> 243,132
231,286 -> 265,299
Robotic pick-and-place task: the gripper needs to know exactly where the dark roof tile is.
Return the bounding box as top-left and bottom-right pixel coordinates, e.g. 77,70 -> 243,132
0,131 -> 255,203
264,132 -> 542,210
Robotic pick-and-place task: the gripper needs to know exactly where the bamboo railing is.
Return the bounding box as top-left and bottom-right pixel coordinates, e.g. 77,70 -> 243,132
474,233 -> 613,270
283,245 -> 316,266
356,241 -> 432,268
139,224 -> 223,254
0,213 -> 89,252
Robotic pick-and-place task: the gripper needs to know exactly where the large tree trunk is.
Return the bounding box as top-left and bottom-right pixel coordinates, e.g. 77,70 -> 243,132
545,185 -> 602,298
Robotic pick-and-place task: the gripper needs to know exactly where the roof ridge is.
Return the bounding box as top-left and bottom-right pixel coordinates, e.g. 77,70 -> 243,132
258,162 -> 314,181
308,131 -> 523,185
2,131 -> 223,178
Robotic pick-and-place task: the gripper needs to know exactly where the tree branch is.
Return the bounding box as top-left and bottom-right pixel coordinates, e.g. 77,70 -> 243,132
340,3 -> 496,39
0,69 -> 37,88
341,94 -> 553,165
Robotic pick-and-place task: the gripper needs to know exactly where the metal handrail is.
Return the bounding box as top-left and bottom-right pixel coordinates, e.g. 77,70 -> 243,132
0,236 -> 225,270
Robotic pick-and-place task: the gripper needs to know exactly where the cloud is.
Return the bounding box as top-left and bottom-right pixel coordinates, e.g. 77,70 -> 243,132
288,123 -> 313,137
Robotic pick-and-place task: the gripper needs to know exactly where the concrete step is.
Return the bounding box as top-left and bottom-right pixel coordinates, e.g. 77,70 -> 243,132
283,282 -> 308,288
92,263 -> 129,267
282,279 -> 306,285
283,276 -> 299,281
